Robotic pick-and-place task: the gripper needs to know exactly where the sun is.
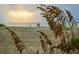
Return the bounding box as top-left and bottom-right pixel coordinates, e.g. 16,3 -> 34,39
7,6 -> 35,23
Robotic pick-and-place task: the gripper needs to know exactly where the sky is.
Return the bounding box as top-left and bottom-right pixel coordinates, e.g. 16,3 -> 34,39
0,4 -> 79,27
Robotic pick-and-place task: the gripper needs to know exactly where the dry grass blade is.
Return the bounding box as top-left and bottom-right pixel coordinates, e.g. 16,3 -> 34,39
37,31 -> 53,53
5,27 -> 28,54
37,31 -> 52,46
39,35 -> 47,53
65,10 -> 77,38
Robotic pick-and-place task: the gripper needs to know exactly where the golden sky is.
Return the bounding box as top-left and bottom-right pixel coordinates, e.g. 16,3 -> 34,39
7,5 -> 35,23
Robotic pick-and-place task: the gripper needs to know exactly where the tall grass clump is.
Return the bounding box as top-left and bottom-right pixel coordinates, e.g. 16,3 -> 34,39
37,4 -> 78,53
37,4 -> 68,53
